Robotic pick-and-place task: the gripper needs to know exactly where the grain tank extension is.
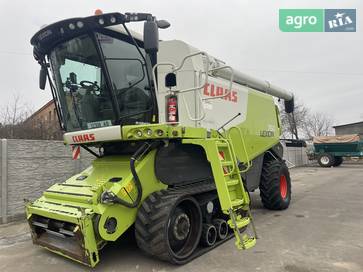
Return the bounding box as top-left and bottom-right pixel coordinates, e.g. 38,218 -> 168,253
26,11 -> 294,267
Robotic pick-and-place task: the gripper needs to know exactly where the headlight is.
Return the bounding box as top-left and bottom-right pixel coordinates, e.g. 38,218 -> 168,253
135,130 -> 143,137
76,21 -> 84,28
110,16 -> 116,23
156,129 -> 164,137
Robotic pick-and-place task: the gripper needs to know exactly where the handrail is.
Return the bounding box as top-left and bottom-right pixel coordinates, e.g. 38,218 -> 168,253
152,62 -> 176,93
152,51 -> 210,94
151,51 -> 237,122
203,66 -> 234,101
228,126 -> 252,173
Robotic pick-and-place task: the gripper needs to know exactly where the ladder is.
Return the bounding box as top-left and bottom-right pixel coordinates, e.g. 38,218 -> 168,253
183,138 -> 257,250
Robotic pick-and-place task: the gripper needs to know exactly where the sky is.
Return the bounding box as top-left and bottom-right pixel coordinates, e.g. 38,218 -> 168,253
0,0 -> 362,126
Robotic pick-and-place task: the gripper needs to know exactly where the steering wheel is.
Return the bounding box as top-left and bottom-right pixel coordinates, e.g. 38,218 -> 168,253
80,80 -> 100,93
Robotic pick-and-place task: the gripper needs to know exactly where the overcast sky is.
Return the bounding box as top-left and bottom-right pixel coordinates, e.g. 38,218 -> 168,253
0,0 -> 362,125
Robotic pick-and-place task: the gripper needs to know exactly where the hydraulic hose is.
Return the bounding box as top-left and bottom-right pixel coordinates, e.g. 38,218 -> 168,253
101,141 -> 162,208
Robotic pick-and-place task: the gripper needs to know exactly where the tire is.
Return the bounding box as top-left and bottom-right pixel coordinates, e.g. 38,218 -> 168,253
259,160 -> 291,210
135,190 -> 202,264
333,157 -> 343,167
317,153 -> 335,167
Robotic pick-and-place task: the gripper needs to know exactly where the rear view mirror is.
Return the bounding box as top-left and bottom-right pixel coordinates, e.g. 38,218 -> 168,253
39,65 -> 47,90
143,20 -> 159,54
157,20 -> 171,29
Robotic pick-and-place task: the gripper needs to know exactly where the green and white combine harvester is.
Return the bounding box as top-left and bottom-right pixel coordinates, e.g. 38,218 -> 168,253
26,11 -> 295,267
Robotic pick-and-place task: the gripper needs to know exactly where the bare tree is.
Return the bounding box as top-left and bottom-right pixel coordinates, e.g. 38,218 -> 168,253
280,99 -> 309,139
0,94 -> 34,139
303,112 -> 333,139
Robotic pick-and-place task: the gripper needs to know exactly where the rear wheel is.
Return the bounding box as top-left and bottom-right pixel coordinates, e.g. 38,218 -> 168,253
259,160 -> 291,210
135,190 -> 202,264
333,156 -> 343,167
317,153 -> 335,167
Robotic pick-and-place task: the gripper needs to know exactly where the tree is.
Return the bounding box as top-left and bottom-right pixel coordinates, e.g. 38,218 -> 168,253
303,112 -> 333,139
0,94 -> 34,139
279,99 -> 309,139
279,98 -> 333,140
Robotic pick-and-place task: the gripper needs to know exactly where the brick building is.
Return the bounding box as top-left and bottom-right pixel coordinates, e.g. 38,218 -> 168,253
25,100 -> 62,140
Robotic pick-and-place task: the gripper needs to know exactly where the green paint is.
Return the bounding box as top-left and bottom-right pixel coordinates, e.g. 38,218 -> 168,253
279,9 -> 324,32
26,86 -> 285,266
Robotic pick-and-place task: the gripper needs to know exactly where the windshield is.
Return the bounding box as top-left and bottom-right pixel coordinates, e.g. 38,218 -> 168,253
97,32 -> 152,123
49,31 -> 154,132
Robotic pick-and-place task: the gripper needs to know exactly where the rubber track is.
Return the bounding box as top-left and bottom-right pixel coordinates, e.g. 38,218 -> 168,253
135,182 -> 233,264
259,160 -> 291,210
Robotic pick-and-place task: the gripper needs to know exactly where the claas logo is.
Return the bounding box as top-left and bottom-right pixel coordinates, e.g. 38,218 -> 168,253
72,133 -> 96,143
203,83 -> 238,103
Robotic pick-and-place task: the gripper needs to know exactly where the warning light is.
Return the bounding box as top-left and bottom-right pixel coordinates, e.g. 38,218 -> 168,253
94,9 -> 103,15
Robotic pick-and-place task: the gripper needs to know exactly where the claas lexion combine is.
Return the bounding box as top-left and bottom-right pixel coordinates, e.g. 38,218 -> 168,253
26,11 -> 295,267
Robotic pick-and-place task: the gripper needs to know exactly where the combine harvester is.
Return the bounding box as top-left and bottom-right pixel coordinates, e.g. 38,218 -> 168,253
27,11 -> 295,267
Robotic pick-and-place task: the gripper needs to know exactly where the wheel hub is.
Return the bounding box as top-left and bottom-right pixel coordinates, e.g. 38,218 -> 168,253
173,213 -> 190,240
280,175 -> 288,199
320,156 -> 330,165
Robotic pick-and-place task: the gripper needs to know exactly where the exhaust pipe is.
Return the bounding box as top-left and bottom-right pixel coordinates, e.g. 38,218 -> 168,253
200,223 -> 217,247
213,219 -> 228,240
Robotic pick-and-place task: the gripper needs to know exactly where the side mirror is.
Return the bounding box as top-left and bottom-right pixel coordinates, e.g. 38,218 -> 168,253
157,20 -> 170,29
143,20 -> 159,54
39,65 -> 47,90
165,73 -> 177,88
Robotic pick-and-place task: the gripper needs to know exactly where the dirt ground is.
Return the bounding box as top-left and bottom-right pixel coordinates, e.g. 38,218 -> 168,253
1,163 -> 363,272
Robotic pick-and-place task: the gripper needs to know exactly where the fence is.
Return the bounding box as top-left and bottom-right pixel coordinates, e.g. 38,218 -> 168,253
282,144 -> 312,167
0,139 -> 93,224
0,138 -> 312,224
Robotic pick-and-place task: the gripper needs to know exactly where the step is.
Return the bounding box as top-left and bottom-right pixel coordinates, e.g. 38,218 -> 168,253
235,234 -> 257,250
228,216 -> 250,229
221,161 -> 234,167
216,143 -> 229,148
226,179 -> 240,186
231,199 -> 244,207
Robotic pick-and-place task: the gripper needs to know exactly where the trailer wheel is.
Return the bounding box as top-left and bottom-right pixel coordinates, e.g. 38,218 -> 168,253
135,190 -> 202,264
259,160 -> 291,210
317,153 -> 335,167
333,156 -> 343,167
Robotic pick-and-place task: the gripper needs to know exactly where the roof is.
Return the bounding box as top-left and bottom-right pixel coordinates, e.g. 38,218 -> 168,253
27,100 -> 54,120
333,121 -> 363,128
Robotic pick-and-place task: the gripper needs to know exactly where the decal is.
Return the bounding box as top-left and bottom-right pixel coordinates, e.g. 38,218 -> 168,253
203,83 -> 238,103
72,133 -> 96,143
71,145 -> 81,160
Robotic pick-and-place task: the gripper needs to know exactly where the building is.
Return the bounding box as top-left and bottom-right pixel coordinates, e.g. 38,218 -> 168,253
333,121 -> 363,136
25,100 -> 62,140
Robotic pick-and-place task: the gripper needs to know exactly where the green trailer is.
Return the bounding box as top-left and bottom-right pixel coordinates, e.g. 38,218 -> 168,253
313,134 -> 363,167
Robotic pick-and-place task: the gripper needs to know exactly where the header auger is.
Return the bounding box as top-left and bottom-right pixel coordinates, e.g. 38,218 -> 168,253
26,11 -> 293,267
